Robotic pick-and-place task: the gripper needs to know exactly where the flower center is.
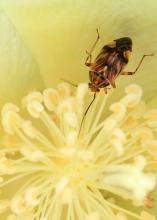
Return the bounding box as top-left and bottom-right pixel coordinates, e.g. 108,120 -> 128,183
0,83 -> 156,220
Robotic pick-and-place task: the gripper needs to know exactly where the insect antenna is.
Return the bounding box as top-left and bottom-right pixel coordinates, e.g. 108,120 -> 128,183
78,92 -> 96,137
60,78 -> 77,87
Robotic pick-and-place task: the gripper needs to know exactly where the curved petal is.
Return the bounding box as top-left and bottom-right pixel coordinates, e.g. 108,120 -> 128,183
1,0 -> 157,102
0,10 -> 44,106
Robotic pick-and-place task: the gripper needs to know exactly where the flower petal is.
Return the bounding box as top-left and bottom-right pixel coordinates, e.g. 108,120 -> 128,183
2,0 -> 157,102
0,10 -> 44,106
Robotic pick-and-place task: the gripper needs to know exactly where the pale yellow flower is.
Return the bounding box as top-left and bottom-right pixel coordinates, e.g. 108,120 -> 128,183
1,81 -> 157,220
0,1 -> 156,220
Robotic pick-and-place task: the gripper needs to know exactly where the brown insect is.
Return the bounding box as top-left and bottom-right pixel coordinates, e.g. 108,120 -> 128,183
79,29 -> 154,135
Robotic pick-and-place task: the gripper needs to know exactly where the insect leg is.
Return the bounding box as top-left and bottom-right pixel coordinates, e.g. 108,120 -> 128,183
104,85 -> 111,94
60,78 -> 77,87
98,78 -> 111,93
85,50 -> 92,67
78,92 -> 96,136
85,29 -> 100,67
108,78 -> 116,88
121,53 -> 154,75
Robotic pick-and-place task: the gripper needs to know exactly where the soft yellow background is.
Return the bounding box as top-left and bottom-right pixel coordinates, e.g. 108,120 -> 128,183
0,0 -> 157,103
